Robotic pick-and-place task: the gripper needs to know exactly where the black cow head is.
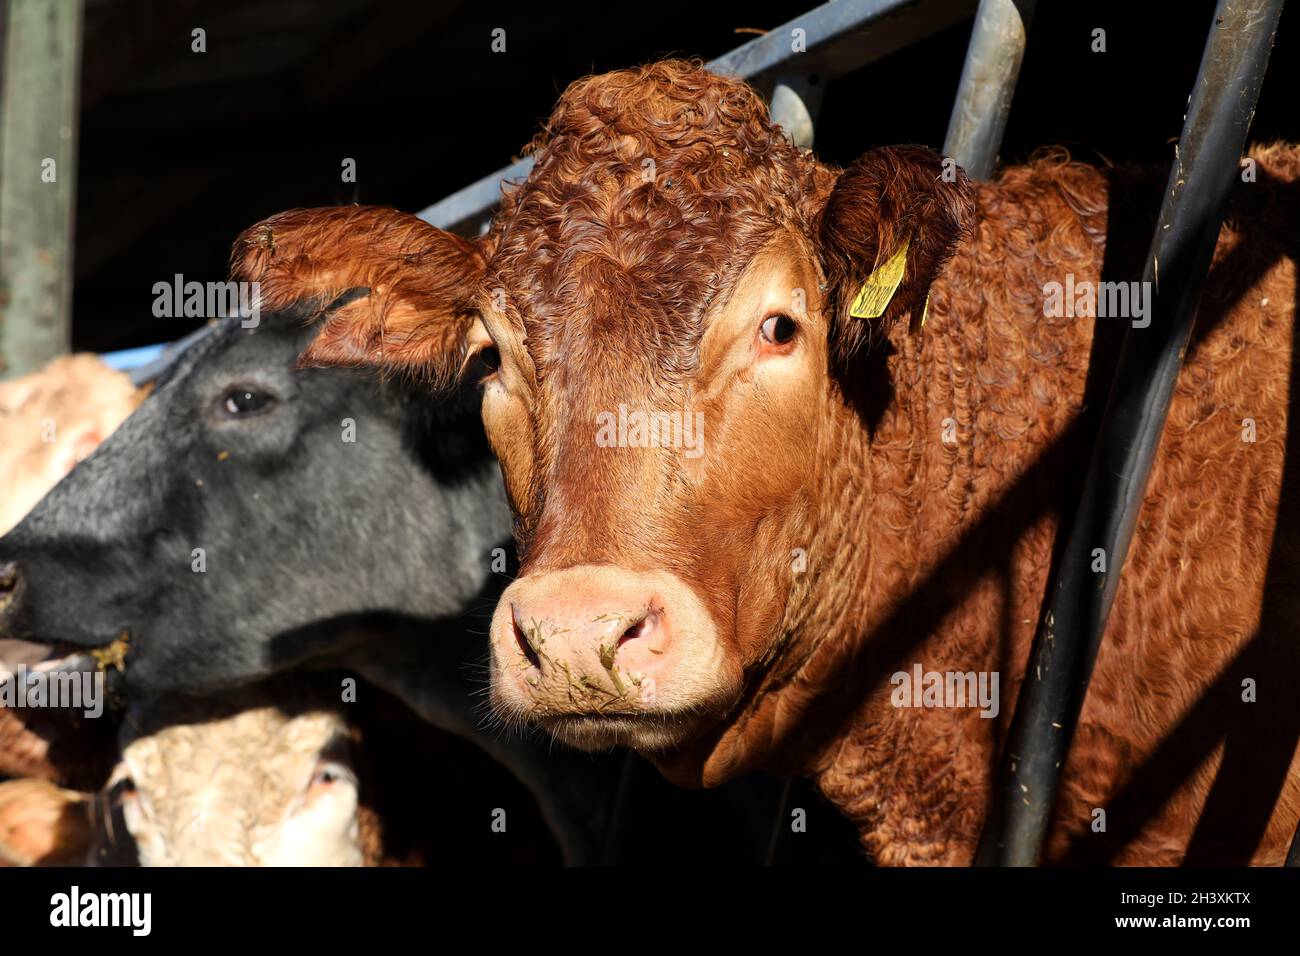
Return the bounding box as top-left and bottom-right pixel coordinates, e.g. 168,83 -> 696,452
0,304 -> 511,696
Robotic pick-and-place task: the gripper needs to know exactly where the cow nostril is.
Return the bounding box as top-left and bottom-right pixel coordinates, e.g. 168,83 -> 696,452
511,606 -> 543,670
617,608 -> 656,648
0,562 -> 18,596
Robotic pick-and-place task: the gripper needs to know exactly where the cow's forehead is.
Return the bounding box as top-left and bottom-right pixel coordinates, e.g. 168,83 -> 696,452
477,63 -> 838,397
484,188 -> 812,388
124,707 -> 342,820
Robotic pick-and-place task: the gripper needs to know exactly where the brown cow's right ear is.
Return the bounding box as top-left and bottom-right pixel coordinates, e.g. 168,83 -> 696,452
229,206 -> 485,386
817,146 -> 975,367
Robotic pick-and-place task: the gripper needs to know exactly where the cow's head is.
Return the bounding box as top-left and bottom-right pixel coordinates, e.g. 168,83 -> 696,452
103,685 -> 364,867
304,64 -> 976,780
0,682 -> 363,867
0,207 -> 508,696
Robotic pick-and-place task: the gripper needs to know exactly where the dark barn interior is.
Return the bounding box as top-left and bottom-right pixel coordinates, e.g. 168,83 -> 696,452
23,0 -> 1297,353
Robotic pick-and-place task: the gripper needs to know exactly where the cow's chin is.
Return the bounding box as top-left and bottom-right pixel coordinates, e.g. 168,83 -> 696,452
537,711 -> 701,752
491,671 -> 742,753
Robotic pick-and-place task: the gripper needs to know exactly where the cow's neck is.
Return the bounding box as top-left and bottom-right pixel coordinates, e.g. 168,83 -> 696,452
645,165 -> 1127,859
691,266 -> 1097,861
800,342 -> 1021,863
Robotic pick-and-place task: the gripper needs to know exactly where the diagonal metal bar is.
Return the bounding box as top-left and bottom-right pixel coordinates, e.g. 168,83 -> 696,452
977,0 -> 1286,866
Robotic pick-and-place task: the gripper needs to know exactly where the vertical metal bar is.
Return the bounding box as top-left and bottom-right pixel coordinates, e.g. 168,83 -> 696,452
771,74 -> 825,148
977,0 -> 1285,866
943,0 -> 1035,180
0,0 -> 83,380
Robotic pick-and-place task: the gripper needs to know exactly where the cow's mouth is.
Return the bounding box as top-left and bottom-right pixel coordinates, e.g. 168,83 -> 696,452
0,634 -> 129,683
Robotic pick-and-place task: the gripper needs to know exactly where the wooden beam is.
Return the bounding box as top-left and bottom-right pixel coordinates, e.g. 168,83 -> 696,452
0,0 -> 83,379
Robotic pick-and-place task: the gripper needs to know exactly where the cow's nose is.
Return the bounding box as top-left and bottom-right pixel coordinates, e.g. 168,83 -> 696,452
489,564 -> 732,749
504,582 -> 670,681
488,564 -> 702,723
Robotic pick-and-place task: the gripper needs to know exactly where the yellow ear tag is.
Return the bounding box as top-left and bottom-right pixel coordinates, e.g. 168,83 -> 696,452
848,234 -> 910,320
909,293 -> 931,336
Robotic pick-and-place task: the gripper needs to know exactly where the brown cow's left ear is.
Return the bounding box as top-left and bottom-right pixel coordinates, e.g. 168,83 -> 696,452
229,205 -> 485,387
817,146 -> 975,364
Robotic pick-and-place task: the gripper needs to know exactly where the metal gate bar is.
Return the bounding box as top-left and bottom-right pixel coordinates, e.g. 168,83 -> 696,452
976,0 -> 1286,866
943,0 -> 1035,179
0,0 -> 84,381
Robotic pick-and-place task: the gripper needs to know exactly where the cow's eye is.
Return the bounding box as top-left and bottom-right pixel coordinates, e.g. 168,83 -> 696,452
216,385 -> 276,418
760,313 -> 798,345
309,761 -> 355,791
469,344 -> 502,386
114,778 -> 139,802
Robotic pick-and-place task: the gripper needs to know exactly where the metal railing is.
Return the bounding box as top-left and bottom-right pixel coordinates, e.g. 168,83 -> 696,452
943,0 -> 1035,178
976,0 -> 1286,867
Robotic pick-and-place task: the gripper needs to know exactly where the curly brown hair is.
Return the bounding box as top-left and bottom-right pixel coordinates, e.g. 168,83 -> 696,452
487,60 -> 835,384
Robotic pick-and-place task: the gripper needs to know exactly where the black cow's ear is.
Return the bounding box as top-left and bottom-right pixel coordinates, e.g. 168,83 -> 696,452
817,146 -> 975,366
229,206 -> 485,387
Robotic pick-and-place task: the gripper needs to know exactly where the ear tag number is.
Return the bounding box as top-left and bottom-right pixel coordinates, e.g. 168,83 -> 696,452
848,234 -> 910,320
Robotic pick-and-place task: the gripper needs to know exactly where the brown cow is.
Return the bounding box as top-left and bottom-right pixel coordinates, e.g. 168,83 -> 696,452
0,354 -> 144,537
0,685 -> 365,867
295,61 -> 1300,865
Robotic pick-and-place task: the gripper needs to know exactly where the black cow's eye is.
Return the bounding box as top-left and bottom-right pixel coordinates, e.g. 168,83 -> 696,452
760,313 -> 798,345
479,346 -> 501,373
217,386 -> 276,418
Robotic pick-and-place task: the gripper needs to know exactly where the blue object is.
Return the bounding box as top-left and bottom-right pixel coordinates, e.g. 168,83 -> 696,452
100,344 -> 167,371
